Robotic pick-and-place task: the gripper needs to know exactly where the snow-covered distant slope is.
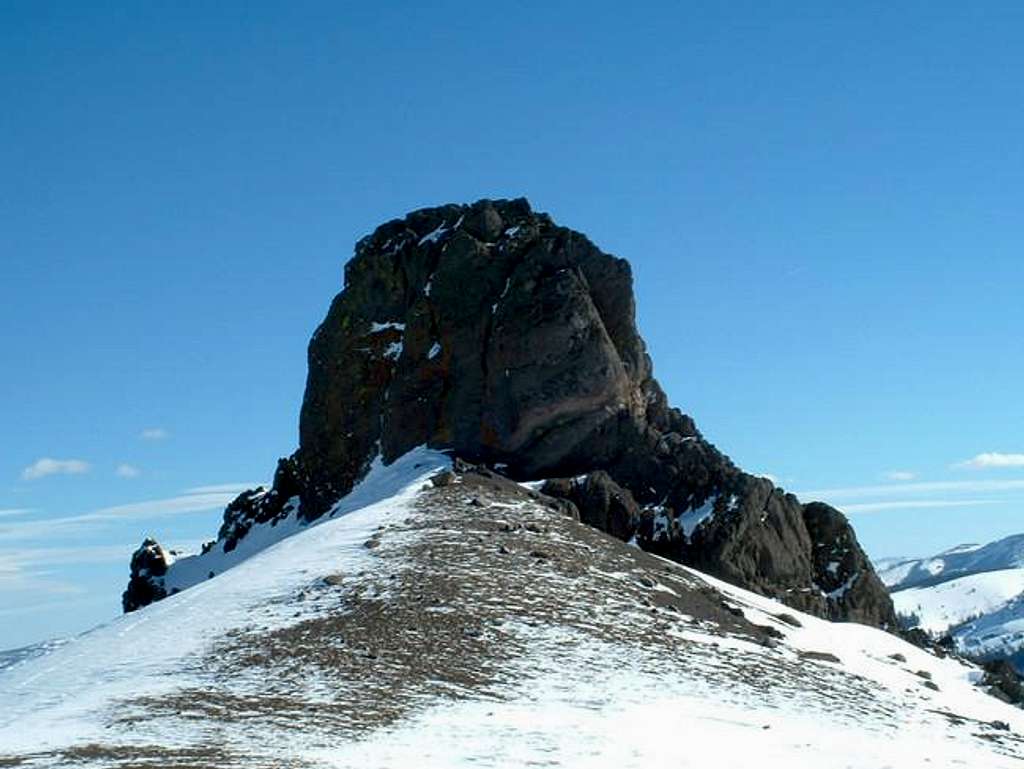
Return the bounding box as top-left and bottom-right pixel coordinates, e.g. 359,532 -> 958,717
892,569 -> 1024,634
1,457 -> 1021,767
957,593 -> 1024,666
880,535 -> 1024,591
882,534 -> 1024,671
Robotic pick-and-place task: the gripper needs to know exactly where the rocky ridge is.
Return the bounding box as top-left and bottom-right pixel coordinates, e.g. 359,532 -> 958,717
11,461 -> 1019,767
124,198 -> 894,627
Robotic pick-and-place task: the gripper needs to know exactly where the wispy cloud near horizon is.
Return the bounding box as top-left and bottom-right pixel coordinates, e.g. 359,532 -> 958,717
838,499 -> 1003,514
0,545 -> 130,597
0,487 -> 244,541
797,478 -> 1024,501
0,509 -> 33,519
0,542 -> 196,603
183,482 -> 260,495
140,428 -> 169,441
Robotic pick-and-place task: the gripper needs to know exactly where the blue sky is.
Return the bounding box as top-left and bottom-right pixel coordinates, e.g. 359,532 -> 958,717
2,1 -> 1023,649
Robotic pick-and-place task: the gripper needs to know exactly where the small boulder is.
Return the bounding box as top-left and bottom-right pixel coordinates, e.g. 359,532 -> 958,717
755,624 -> 785,640
541,472 -> 640,542
431,470 -> 457,488
798,650 -> 841,664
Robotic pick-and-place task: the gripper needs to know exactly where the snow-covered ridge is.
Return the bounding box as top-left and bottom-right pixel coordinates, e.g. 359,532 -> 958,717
2,465 -> 1022,767
0,449 -> 450,757
892,568 -> 1024,634
158,447 -> 451,598
958,592 -> 1024,663
880,533 -> 1024,590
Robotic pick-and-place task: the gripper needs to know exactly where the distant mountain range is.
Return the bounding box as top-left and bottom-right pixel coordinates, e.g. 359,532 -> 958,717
880,534 -> 1024,669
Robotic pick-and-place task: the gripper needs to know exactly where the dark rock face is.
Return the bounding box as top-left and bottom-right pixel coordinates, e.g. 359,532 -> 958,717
122,538 -> 172,612
215,459 -> 303,553
540,473 -> 641,542
295,198 -> 661,514
124,198 -> 896,628
802,502 -> 895,624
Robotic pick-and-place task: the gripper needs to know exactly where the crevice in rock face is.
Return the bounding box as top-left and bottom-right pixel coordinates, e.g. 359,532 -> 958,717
123,198 -> 896,629
478,255 -> 522,458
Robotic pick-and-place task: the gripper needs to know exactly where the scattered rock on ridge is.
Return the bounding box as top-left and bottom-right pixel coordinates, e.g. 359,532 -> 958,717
124,198 -> 895,629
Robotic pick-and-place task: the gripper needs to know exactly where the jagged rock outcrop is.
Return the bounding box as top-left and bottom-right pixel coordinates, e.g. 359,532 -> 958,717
122,538 -> 173,612
540,473 -> 641,542
124,198 -> 896,627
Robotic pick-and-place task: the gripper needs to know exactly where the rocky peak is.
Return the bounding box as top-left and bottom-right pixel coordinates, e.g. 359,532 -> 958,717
292,197 -> 667,517
124,198 -> 895,628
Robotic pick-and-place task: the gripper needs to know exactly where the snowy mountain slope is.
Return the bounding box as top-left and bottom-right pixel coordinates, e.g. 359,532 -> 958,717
0,639 -> 69,674
1,454 -> 1021,768
882,534 -> 1024,672
126,447 -> 446,606
892,569 -> 1024,634
956,593 -> 1024,666
880,535 -> 1024,591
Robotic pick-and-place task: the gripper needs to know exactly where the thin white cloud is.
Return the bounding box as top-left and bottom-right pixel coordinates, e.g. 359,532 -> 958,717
0,572 -> 84,596
839,499 -> 1002,514
0,540 -> 210,617
0,544 -> 133,568
1,541 -> 201,570
883,471 -> 916,482
183,482 -> 260,495
955,452 -> 1024,470
0,489 -> 241,541
76,491 -> 240,523
0,509 -> 32,519
0,544 -> 137,598
797,478 -> 1024,501
21,458 -> 90,481
115,464 -> 141,479
0,596 -> 110,617
140,428 -> 169,441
